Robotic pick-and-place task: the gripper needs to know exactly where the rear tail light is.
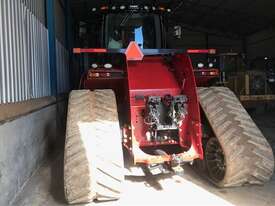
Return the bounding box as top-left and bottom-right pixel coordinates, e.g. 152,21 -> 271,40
210,71 -> 218,75
195,70 -> 219,76
91,73 -> 100,78
88,72 -> 111,79
100,6 -> 108,11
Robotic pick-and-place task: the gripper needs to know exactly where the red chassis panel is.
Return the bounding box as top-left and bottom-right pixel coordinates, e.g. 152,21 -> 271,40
127,57 -> 181,148
127,55 -> 203,164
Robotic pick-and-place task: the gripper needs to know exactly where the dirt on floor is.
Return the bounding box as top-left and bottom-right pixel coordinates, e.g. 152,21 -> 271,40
0,97 -> 56,123
12,108 -> 275,206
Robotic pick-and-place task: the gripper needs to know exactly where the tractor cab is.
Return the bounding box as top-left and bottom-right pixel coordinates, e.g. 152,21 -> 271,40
74,5 -> 171,87
105,13 -> 163,49
87,4 -> 171,49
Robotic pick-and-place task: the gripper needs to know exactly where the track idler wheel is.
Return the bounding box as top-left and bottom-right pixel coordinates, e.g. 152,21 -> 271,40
205,138 -> 226,183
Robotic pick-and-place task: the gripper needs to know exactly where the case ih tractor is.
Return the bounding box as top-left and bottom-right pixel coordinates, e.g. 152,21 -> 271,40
64,4 -> 274,204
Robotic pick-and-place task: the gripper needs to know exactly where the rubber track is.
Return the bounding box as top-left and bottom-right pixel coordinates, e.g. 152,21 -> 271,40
64,90 -> 124,204
198,87 -> 274,187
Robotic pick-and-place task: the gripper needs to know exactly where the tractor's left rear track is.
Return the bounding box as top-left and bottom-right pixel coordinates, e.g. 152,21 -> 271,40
64,90 -> 124,204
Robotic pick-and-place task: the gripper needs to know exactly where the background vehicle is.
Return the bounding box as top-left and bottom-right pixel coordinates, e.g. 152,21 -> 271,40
220,54 -> 275,107
190,51 -> 275,107
250,57 -> 275,91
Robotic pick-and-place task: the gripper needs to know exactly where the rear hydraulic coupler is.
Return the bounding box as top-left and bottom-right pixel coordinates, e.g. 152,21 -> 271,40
144,95 -> 188,142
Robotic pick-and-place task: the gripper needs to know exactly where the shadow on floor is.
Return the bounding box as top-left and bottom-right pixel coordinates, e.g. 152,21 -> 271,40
49,153 -> 66,204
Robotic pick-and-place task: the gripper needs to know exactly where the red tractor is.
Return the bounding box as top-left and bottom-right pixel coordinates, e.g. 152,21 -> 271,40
64,4 -> 274,204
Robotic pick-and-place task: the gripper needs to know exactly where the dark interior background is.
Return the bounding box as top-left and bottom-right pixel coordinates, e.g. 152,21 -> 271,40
68,0 -> 275,60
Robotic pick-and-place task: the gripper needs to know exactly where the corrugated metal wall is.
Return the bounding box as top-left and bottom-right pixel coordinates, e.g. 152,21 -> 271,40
0,0 -> 70,104
21,0 -> 45,25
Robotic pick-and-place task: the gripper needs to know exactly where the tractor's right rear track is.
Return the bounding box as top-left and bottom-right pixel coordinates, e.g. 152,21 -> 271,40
197,87 -> 274,187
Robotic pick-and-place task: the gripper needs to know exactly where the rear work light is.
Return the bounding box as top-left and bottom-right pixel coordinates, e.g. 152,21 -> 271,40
91,63 -> 98,69
104,63 -> 113,69
120,5 -> 126,10
91,5 -> 172,14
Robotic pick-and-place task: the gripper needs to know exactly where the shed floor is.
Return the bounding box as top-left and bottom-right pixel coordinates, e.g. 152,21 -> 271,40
13,108 -> 275,206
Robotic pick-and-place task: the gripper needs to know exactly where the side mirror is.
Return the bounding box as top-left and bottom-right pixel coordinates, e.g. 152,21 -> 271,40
173,26 -> 182,39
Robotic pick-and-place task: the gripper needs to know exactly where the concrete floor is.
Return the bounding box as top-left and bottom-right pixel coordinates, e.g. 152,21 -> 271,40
13,108 -> 275,206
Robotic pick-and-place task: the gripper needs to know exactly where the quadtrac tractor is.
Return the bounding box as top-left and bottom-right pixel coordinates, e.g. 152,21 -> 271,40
64,4 -> 274,204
